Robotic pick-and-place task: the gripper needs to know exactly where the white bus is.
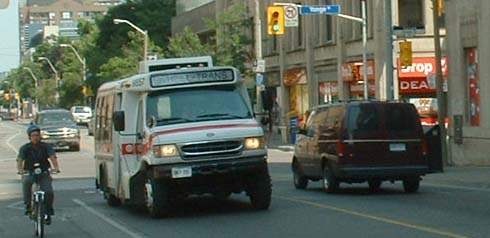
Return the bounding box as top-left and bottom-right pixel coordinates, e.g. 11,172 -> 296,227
94,57 -> 271,217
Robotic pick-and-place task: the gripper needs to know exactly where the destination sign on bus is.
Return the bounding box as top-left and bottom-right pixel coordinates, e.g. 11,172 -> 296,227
151,69 -> 234,87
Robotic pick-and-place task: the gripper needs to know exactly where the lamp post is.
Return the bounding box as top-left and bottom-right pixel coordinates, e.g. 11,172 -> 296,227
60,44 -> 86,82
60,43 -> 87,104
38,56 -> 59,104
113,18 -> 148,61
22,67 -> 39,111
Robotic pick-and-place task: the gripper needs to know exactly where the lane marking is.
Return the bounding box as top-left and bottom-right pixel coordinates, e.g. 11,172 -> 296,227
6,126 -> 22,155
274,195 -> 471,238
0,158 -> 17,162
7,200 -> 24,210
73,199 -> 145,238
423,182 -> 490,193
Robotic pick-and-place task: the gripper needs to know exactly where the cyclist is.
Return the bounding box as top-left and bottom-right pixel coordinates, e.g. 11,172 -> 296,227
16,124 -> 60,225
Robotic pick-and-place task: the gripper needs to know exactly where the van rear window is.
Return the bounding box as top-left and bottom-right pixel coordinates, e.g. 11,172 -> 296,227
383,104 -> 420,136
347,104 -> 379,133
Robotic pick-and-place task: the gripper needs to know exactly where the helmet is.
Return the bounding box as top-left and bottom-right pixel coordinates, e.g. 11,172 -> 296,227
26,124 -> 41,136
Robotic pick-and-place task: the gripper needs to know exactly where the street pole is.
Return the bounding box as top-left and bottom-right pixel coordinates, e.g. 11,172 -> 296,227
113,19 -> 148,61
432,0 -> 448,166
22,67 -> 39,112
60,44 -> 87,104
385,0 -> 394,100
361,0 -> 368,100
254,0 -> 263,117
38,57 -> 59,104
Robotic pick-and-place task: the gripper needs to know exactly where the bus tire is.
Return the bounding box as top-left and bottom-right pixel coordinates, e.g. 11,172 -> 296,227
144,176 -> 169,218
248,168 -> 272,210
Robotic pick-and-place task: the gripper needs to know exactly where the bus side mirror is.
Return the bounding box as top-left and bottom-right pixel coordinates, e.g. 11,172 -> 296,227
113,111 -> 125,131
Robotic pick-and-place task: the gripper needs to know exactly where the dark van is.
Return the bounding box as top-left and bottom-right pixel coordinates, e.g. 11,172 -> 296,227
292,101 -> 428,193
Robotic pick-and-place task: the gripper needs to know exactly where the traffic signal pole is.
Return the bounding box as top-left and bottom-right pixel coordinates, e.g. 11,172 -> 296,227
254,0 -> 263,118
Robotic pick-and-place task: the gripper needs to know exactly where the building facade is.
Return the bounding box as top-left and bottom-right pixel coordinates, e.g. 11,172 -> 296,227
172,1 -> 490,164
445,0 -> 490,165
19,0 -> 114,57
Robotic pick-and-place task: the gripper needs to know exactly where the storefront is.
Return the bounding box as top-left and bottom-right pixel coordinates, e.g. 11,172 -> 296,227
341,60 -> 376,99
397,57 -> 448,125
317,68 -> 338,104
284,68 -> 309,127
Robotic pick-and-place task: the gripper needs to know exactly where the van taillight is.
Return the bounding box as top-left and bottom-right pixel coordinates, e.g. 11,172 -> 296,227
337,141 -> 344,157
422,140 -> 428,156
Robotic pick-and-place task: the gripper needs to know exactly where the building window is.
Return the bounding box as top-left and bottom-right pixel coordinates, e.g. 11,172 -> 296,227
465,48 -> 480,127
62,12 -> 72,20
49,12 -> 55,19
323,0 -> 333,43
398,0 -> 424,28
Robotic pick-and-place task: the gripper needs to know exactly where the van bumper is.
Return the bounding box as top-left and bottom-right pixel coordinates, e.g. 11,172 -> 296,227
151,156 -> 268,180
335,165 -> 429,179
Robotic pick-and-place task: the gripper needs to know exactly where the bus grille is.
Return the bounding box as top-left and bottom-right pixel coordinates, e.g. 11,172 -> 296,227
180,140 -> 242,159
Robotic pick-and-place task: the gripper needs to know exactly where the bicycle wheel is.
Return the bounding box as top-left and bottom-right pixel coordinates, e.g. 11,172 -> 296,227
36,199 -> 45,237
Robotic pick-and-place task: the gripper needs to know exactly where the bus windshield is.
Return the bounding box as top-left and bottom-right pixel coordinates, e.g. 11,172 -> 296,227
147,87 -> 252,126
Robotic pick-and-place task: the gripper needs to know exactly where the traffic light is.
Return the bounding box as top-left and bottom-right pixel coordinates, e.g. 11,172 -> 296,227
352,65 -> 361,81
400,41 -> 413,67
82,86 -> 90,96
267,6 -> 285,35
4,93 -> 10,102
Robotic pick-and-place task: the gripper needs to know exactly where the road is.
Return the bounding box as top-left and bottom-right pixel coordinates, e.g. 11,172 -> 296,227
0,120 -> 489,238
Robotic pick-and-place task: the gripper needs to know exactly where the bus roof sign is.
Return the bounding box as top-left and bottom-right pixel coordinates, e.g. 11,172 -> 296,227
150,68 -> 235,87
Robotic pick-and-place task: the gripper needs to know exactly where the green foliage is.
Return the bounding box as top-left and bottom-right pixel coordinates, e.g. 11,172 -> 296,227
166,27 -> 213,57
96,56 -> 138,87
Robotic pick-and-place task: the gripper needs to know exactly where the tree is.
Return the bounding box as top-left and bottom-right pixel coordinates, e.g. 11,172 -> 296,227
166,27 -> 213,57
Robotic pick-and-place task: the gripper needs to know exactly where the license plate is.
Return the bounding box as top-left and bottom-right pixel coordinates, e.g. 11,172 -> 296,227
171,167 -> 192,178
389,143 -> 406,152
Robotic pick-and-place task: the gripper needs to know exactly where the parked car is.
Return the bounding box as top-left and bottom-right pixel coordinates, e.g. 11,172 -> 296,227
1,111 -> 16,120
70,106 -> 92,125
33,109 -> 80,151
292,101 -> 428,193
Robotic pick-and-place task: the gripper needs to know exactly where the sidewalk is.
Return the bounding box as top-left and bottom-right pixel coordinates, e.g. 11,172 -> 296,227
265,129 -> 490,190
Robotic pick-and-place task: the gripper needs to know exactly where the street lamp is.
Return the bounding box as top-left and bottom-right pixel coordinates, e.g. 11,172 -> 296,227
38,56 -> 59,103
22,67 -> 39,111
113,18 -> 148,61
60,44 -> 86,82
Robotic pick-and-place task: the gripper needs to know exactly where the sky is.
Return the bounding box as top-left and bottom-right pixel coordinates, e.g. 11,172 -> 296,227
0,0 -> 20,74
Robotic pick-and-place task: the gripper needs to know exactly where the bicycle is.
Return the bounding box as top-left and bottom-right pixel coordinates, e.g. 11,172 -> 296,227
20,163 -> 58,238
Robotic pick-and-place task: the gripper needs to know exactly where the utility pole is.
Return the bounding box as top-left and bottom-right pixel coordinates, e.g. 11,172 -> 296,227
254,0 -> 264,117
361,0 -> 368,100
432,0 -> 448,166
385,0 -> 394,100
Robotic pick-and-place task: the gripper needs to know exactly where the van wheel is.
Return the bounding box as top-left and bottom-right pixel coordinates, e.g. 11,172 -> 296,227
403,177 -> 420,193
248,168 -> 272,210
144,176 -> 169,218
293,163 -> 308,189
322,166 -> 339,193
368,180 -> 382,191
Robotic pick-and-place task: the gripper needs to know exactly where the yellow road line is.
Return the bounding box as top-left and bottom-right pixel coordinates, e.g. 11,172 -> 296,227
274,195 -> 471,238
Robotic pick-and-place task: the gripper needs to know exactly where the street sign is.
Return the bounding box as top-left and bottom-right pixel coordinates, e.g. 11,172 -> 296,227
300,5 -> 340,15
255,59 -> 265,73
284,5 -> 298,27
256,73 -> 264,86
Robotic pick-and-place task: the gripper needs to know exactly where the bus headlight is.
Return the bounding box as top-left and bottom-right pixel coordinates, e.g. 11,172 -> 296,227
244,137 -> 264,150
153,144 -> 179,157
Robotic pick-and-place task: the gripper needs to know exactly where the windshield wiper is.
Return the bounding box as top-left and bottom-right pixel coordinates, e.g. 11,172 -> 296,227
156,117 -> 195,124
196,113 -> 247,119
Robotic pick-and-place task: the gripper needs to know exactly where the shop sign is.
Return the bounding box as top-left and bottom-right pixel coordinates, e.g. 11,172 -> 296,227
319,82 -> 338,95
399,78 -> 435,94
349,83 -> 375,94
283,68 -> 307,86
341,60 -> 375,81
398,57 -> 448,78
